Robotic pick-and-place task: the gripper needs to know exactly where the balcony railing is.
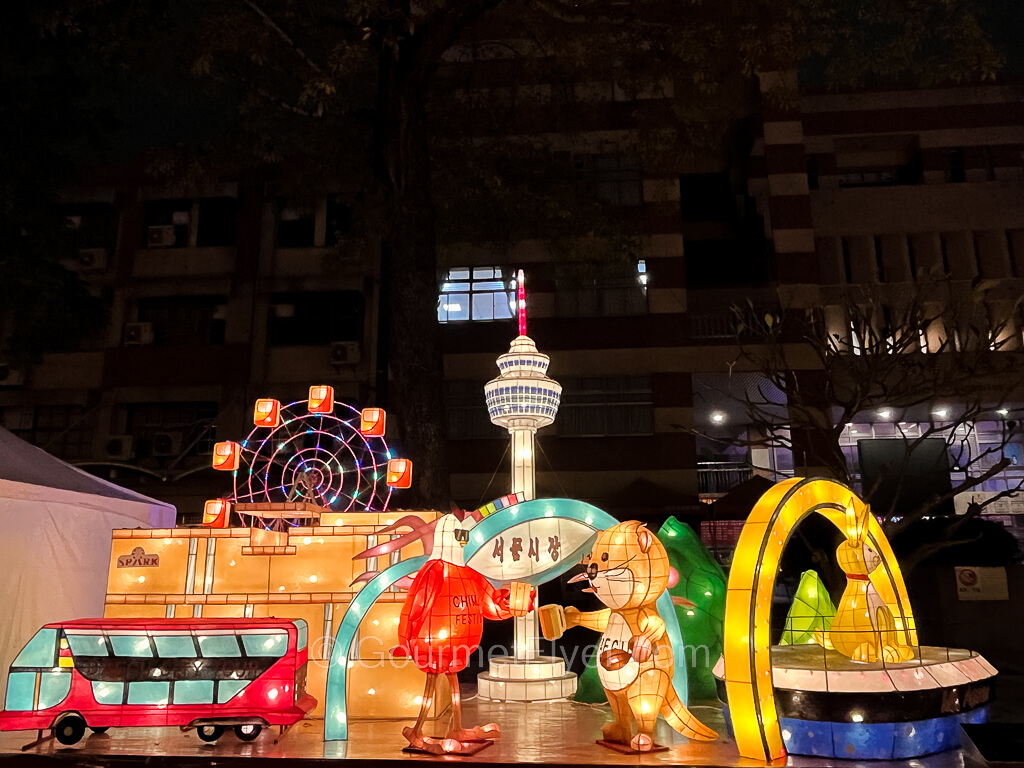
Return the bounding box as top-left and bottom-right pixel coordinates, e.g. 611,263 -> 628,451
698,462 -> 755,495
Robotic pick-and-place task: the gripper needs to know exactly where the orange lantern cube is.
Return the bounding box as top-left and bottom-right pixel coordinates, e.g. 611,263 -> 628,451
360,407 -> 386,436
386,458 -> 413,488
211,441 -> 241,471
308,385 -> 335,414
253,398 -> 281,428
203,499 -> 231,528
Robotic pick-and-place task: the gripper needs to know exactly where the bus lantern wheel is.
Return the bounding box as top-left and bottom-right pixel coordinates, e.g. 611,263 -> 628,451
196,725 -> 224,743
89,727 -> 109,735
235,724 -> 262,741
55,715 -> 86,746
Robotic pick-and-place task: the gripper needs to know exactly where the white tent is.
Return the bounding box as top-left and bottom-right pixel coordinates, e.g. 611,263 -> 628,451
0,427 -> 176,701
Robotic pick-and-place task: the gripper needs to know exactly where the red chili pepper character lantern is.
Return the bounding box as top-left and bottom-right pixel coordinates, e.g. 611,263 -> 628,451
353,514 -> 532,754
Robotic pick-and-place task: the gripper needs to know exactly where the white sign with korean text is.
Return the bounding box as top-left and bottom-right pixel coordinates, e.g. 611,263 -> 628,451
466,518 -> 595,582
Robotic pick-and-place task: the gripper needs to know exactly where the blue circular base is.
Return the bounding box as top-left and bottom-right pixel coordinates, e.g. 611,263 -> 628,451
778,707 -> 990,760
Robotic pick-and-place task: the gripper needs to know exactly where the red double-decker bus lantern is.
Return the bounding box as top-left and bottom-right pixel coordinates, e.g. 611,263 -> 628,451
360,407 -> 386,436
211,441 -> 241,471
253,398 -> 281,428
203,499 -> 231,528
308,385 -> 334,414
386,458 -> 413,489
0,617 -> 316,745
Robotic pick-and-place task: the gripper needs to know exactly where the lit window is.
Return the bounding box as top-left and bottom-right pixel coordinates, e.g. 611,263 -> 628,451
92,681 -> 124,705
438,267 -> 515,323
38,673 -> 72,709
110,635 -> 153,658
173,680 -> 214,705
154,635 -> 197,658
217,680 -> 250,703
67,634 -> 108,657
242,633 -> 288,657
12,629 -> 58,667
127,681 -> 169,705
197,635 -> 240,658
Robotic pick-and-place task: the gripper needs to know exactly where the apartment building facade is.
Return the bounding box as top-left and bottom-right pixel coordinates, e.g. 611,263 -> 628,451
2,65 -> 1023,526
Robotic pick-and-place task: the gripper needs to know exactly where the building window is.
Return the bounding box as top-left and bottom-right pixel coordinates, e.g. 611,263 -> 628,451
62,203 -> 117,252
143,199 -> 192,248
195,198 -> 237,247
579,155 -> 643,207
557,376 -> 653,436
555,262 -> 647,318
679,172 -> 734,222
136,295 -> 227,346
444,381 -> 505,440
268,291 -> 364,345
438,267 -> 515,323
945,149 -> 966,183
123,401 -> 219,460
325,195 -> 353,247
1,405 -> 97,461
277,201 -> 316,247
277,195 -> 352,248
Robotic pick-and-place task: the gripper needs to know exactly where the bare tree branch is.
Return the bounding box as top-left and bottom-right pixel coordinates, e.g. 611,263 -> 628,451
239,0 -> 325,74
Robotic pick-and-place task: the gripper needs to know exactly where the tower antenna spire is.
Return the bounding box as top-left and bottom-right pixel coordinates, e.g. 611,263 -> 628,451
517,269 -> 527,336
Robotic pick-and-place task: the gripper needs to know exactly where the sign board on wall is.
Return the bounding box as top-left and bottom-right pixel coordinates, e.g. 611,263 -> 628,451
955,566 -> 1009,601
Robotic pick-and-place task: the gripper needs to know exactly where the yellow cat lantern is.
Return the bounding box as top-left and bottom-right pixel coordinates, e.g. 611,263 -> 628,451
819,500 -> 916,663
540,521 -> 717,752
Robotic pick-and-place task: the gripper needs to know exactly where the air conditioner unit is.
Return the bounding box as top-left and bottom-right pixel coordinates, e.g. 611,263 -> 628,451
76,248 -> 109,271
124,322 -> 155,346
0,363 -> 25,387
152,431 -> 182,457
147,225 -> 177,248
329,341 -> 361,367
105,435 -> 135,461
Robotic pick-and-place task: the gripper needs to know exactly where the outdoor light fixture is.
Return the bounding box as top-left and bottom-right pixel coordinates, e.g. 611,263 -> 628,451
933,408 -> 949,419
711,412 -> 726,424
877,408 -> 892,420
998,408 -> 1009,416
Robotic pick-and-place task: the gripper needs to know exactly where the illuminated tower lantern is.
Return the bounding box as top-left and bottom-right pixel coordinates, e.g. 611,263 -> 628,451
484,271 -> 561,503
482,270 -> 565,679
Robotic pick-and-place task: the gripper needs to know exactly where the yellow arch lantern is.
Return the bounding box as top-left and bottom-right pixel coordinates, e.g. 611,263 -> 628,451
723,478 -> 917,762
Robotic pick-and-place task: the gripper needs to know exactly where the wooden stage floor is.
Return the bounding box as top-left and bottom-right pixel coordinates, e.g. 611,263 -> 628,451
0,696 -> 984,767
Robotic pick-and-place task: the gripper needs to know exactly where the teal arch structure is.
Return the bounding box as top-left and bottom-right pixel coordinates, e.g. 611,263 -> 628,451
324,498 -> 689,740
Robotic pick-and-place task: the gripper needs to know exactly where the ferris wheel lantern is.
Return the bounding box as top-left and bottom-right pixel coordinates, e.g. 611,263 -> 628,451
308,385 -> 335,413
254,398 -> 281,428
203,499 -> 231,528
360,407 -> 386,436
224,395 -> 398,528
386,458 -> 413,489
212,441 -> 241,471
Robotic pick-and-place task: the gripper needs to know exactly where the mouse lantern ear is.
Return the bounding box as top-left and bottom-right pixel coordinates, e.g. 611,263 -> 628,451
637,526 -> 654,554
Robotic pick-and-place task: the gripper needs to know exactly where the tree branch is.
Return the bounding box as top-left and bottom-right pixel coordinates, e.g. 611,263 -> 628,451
239,0 -> 325,74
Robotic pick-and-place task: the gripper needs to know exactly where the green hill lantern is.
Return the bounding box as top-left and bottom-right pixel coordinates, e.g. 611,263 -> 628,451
779,569 -> 836,646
